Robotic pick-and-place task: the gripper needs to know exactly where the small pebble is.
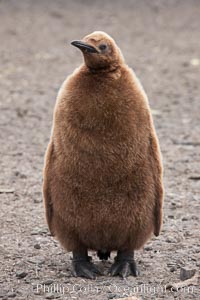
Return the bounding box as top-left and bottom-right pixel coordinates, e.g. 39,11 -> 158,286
16,271 -> 27,279
30,230 -> 40,235
58,271 -> 68,277
103,281 -> 111,286
31,228 -> 48,235
168,215 -> 174,219
180,267 -> 196,281
64,279 -> 71,283
42,279 -> 54,285
33,291 -> 41,295
144,246 -> 152,251
170,266 -> 177,272
184,231 -> 192,237
34,243 -> 41,249
34,199 -> 42,203
7,292 -> 16,298
166,236 -> 177,243
107,294 -> 117,299
45,293 -> 56,299
25,279 -> 30,284
20,174 -> 27,179
28,257 -> 45,265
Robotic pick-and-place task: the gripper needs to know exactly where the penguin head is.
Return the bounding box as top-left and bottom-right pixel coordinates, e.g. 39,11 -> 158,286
71,31 -> 124,72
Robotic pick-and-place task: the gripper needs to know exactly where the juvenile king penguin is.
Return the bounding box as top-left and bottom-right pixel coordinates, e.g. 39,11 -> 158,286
43,31 -> 164,279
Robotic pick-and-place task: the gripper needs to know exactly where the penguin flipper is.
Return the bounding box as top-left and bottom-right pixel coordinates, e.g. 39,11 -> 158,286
149,131 -> 164,236
43,142 -> 55,236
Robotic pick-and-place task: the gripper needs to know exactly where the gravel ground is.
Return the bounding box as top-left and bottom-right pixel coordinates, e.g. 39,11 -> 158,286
0,0 -> 199,299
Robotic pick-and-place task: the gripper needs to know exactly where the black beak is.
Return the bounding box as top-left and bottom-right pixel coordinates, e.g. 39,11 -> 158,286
71,40 -> 98,53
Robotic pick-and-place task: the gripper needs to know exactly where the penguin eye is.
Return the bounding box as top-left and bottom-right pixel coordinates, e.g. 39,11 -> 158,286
99,44 -> 107,51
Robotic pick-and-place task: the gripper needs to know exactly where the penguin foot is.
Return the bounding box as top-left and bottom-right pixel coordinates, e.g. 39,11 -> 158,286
72,251 -> 102,279
109,259 -> 138,278
109,250 -> 138,278
72,260 -> 102,279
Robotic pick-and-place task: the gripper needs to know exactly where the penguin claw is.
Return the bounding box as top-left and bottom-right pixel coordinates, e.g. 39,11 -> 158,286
109,260 -> 138,278
72,261 -> 102,279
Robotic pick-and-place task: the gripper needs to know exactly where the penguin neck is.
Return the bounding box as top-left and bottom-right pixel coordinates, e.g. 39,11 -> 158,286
85,63 -> 121,75
89,65 -> 119,74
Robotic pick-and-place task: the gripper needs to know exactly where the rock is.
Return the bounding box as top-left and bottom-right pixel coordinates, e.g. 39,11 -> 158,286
182,61 -> 189,67
103,281 -> 111,286
180,267 -> 196,281
108,294 -> 117,299
20,174 -> 27,179
34,199 -> 42,203
0,188 -> 15,194
170,266 -> 177,272
151,109 -> 161,116
58,271 -> 68,277
175,258 -> 185,266
34,243 -> 41,249
33,291 -> 41,295
166,272 -> 198,291
144,245 -> 152,251
30,230 -> 41,235
31,228 -> 48,235
166,236 -> 177,243
24,279 -> 30,284
168,215 -> 174,219
16,271 -> 27,279
15,172 -> 27,179
7,292 -> 16,298
184,231 -> 192,237
115,297 -> 141,300
192,195 -> 199,201
42,279 -> 54,285
45,293 -> 56,299
27,257 -> 45,265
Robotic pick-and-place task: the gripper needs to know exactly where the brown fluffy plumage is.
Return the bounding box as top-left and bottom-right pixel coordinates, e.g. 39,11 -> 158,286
43,31 -> 164,259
